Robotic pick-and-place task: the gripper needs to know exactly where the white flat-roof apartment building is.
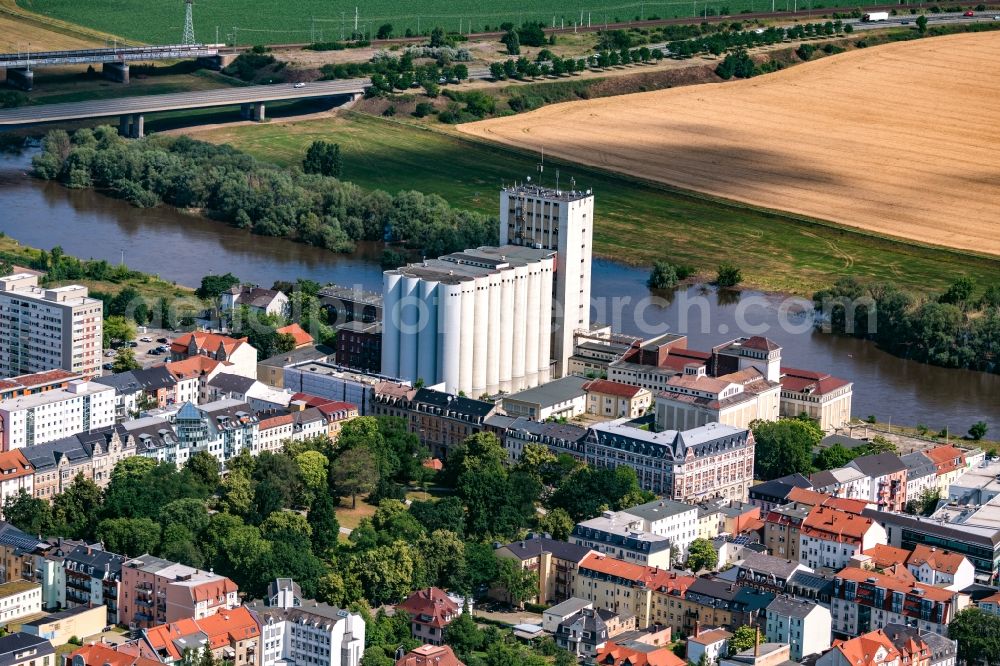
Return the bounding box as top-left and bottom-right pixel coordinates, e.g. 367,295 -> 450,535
382,245 -> 555,397
500,185 -> 594,379
0,273 -> 103,378
0,380 -> 115,450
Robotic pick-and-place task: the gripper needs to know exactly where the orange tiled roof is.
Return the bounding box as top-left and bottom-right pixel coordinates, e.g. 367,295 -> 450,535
190,578 -> 238,602
801,506 -> 877,543
0,450 -> 32,480
397,587 -> 459,629
583,379 -> 647,399
171,331 -> 250,356
145,607 -> 257,660
862,544 -> 912,570
923,446 -> 966,476
907,544 -> 968,575
165,355 -> 226,380
396,645 -> 465,666
259,414 -> 295,430
787,487 -> 867,514
832,630 -> 902,666
145,618 -> 201,660
69,643 -> 161,666
276,323 -> 313,347
836,566 -> 953,602
580,554 -> 695,593
596,642 -> 686,666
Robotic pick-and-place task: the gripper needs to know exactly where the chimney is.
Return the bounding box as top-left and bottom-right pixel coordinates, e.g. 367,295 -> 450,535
694,620 -> 701,638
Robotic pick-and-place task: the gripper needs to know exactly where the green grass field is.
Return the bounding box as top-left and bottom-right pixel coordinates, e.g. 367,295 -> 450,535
18,0 -> 876,45
194,112 -> 1000,296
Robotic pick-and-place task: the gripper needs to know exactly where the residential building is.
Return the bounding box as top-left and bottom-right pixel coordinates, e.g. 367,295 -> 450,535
582,379 -> 651,419
764,503 -> 813,562
66,642 -> 162,666
169,332 -> 258,379
654,364 -> 780,432
810,467 -> 871,502
501,375 -> 588,421
748,474 -> 813,515
256,414 -> 294,455
584,419 -> 754,500
255,344 -> 334,389
905,545 -> 975,591
617,498 -> 701,559
686,628 -> 732,666
499,184 -> 594,378
553,606 -> 631,661
174,400 -> 259,470
817,628 -> 923,666
119,555 -> 238,629
274,323 -> 312,349
494,536 -> 593,605
848,454 -> 908,513
395,588 -> 459,647
882,624 -> 957,666
542,598 -> 593,633
901,452 -> 939,507
220,285 -> 288,318
946,459 -> 1000,504
382,245 -> 557,397
800,506 -> 887,571
64,543 -> 125,625
923,446 -> 968,496
786,569 -> 835,606
568,327 -> 641,378
830,567 -> 964,637
494,417 -> 586,463
719,643 -> 791,666
0,380 -> 115,450
204,373 -> 262,406
247,578 -> 364,666
597,632 -> 684,666
0,580 -> 40,624
571,553 -> 694,630
283,362 -> 391,415
0,451 -> 33,511
785,487 -> 871,514
122,417 -> 185,467
764,595 -> 832,661
144,605 -> 261,666
394,645 -> 463,666
0,370 -> 80,402
571,511 -> 673,568
736,552 -> 813,595
22,605 -> 105,646
0,273 -> 103,378
860,544 -> 916,573
0,633 -> 54,666
165,356 -> 230,405
385,387 -> 498,459
777,367 -> 853,431
977,590 -> 1000,615
679,577 -> 774,634
0,527 -> 66,611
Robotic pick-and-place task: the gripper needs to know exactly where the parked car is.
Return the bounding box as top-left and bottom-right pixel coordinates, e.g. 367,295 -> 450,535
294,82 -> 306,88
102,362 -> 114,370
139,336 -> 153,342
104,350 -> 116,357
127,341 -> 138,347
157,337 -> 169,343
964,10 -> 975,16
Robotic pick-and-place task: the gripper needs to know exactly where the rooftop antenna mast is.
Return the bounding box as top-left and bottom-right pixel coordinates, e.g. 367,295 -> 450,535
536,147 -> 544,186
182,0 -> 196,45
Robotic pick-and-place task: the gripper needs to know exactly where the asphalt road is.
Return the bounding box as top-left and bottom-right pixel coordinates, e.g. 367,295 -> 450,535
0,79 -> 369,127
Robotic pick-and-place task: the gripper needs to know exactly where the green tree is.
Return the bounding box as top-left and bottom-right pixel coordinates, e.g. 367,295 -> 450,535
185,451 -> 220,489
549,465 -> 653,522
429,27 -> 446,47
495,556 -> 538,606
376,23 -> 393,39
647,260 -> 679,289
939,276 -> 976,309
916,14 -> 928,33
751,419 -> 821,480
3,489 -> 52,535
352,541 -> 418,604
159,498 -> 210,537
332,446 -> 378,508
814,443 -> 857,470
196,273 -> 240,300
307,493 -> 340,556
296,450 -> 329,505
502,29 -> 521,55
687,537 -> 719,572
159,523 -> 204,568
716,262 -> 742,288
302,141 -> 343,178
103,315 -> 136,347
969,421 -> 989,441
444,604 -> 484,659
729,625 -> 760,656
111,347 -> 141,373
220,470 -> 254,516
51,474 -> 103,539
536,507 -> 575,541
948,608 -> 1000,665
96,517 -> 162,556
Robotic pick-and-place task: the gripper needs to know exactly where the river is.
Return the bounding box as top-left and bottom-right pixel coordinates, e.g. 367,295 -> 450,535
1,149 -> 997,431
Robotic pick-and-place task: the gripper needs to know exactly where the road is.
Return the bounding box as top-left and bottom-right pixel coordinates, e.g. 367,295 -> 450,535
0,79 -> 369,128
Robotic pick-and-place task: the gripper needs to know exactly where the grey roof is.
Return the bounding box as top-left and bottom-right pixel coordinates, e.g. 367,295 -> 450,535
22,604 -> 106,627
862,508 -> 1000,547
293,407 -> 324,426
588,419 -> 749,461
93,370 -> 142,395
413,388 -> 495,419
131,365 -> 177,391
544,597 -> 592,617
258,343 -> 335,369
749,474 -> 813,502
901,451 -> 937,480
207,372 -> 258,395
809,470 -> 839,490
246,598 -> 355,625
484,414 -> 517,429
766,595 -> 819,619
121,417 -> 177,453
0,522 -> 49,554
21,433 -> 94,472
503,375 -> 589,408
883,624 -> 957,661
503,416 -> 587,442
64,543 -> 126,578
0,633 -> 53,666
624,498 -> 699,522
788,570 -> 835,595
498,536 -> 592,563
819,434 -> 870,450
739,552 -> 805,580
849,452 -> 906,477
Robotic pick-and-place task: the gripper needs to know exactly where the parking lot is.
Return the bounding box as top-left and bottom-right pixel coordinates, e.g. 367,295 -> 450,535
102,327 -> 177,374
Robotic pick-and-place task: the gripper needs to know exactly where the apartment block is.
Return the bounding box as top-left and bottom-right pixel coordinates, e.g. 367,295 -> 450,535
0,633 -> 54,666
830,568 -> 963,637
64,543 -> 125,625
0,370 -> 80,402
144,605 -> 261,666
0,580 -> 40,624
0,380 -> 115,450
494,536 -> 593,605
764,595 -> 831,661
0,450 -> 33,510
0,273 -> 103,378
616,498 -> 701,559
174,400 -> 259,470
119,555 -> 238,629
679,577 -> 775,634
571,511 -> 673,568
847,453 -> 908,513
169,331 -> 258,379
800,506 -> 887,571
581,379 -> 651,419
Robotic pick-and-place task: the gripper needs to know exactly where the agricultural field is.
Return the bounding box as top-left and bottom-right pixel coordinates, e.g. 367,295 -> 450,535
19,0 -> 875,45
190,112 -> 1000,296
461,31 -> 1000,257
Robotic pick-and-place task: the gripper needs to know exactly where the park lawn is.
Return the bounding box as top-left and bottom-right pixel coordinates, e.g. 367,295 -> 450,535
195,112 -> 1000,296
335,497 -> 377,530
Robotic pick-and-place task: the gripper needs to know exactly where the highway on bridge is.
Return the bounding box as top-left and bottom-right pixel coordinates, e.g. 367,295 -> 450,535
0,79 -> 370,129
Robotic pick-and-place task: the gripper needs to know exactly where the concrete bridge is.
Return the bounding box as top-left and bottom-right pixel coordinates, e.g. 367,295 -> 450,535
0,79 -> 369,137
0,44 -> 229,90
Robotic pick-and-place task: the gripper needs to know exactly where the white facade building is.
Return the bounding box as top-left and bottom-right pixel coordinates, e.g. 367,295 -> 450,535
499,185 -> 594,379
765,596 -> 832,661
382,245 -> 555,396
0,273 -> 103,378
0,581 -> 42,624
0,380 -> 115,450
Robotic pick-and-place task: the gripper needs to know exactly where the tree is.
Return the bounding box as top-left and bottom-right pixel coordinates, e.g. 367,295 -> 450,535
502,29 -> 521,55
302,141 -> 343,178
103,315 -> 136,347
376,23 -> 393,39
729,625 -> 760,656
916,14 -> 928,33
111,347 -> 141,373
159,498 -> 210,537
751,419 -> 821,480
332,447 -> 378,508
261,510 -> 312,550
429,27 -> 446,47
948,608 -> 1000,665
351,541 -> 417,604
417,529 -> 466,590
494,556 -> 538,606
687,538 -> 719,572
536,507 -> 575,541
716,262 -> 742,288
3,489 -> 52,535
196,273 -> 240,300
296,450 -> 329,505
185,451 -> 220,489
220,470 -> 254,516
647,260 -> 679,289
307,493 -> 340,555
51,474 -> 103,539
814,443 -> 857,470
969,421 -> 989,441
96,517 -> 161,556
444,604 -> 484,658
549,465 -> 652,522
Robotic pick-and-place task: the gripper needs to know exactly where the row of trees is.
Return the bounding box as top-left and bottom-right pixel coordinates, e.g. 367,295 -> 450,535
488,46 -> 664,82
813,276 -> 1000,372
321,50 -> 469,89
668,21 -> 850,59
32,128 -> 497,259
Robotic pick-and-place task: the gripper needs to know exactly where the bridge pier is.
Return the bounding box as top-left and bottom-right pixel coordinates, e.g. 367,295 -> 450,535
197,54 -> 238,71
102,62 -> 130,84
252,102 -> 265,122
4,68 -> 34,91
119,114 -> 144,138
239,103 -> 252,120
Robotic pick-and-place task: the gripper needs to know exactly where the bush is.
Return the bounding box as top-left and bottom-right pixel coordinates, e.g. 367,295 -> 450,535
413,102 -> 435,118
382,105 -> 397,117
437,109 -> 459,124
0,91 -> 28,109
796,43 -> 816,60
647,260 -> 679,289
716,262 -> 742,288
716,48 -> 756,79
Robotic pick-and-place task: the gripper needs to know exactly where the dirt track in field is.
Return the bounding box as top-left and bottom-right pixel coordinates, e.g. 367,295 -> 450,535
459,32 -> 1000,256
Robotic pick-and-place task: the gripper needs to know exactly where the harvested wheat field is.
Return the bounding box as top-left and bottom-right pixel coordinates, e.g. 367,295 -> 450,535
460,32 -> 1000,256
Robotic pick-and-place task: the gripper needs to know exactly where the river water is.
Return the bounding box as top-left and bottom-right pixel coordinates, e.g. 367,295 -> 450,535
1,149 -> 997,431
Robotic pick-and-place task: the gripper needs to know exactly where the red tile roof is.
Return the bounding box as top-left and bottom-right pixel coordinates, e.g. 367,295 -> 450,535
276,323 -> 313,347
596,642 -> 686,666
739,336 -> 781,352
780,367 -> 851,395
0,450 -> 32,480
923,446 -> 966,476
831,630 -> 903,666
397,587 -> 459,629
145,607 -> 257,660
0,369 -> 79,392
835,566 -> 953,603
189,577 -> 238,603
862,544 -> 912,570
786,487 -> 867,514
316,401 -> 358,418
69,643 -> 162,666
583,379 -> 647,399
165,355 -> 226,380
907,544 -> 969,575
801,506 -> 878,543
170,331 -> 250,356
259,414 -> 294,430
396,645 -> 465,666
580,554 -> 695,594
